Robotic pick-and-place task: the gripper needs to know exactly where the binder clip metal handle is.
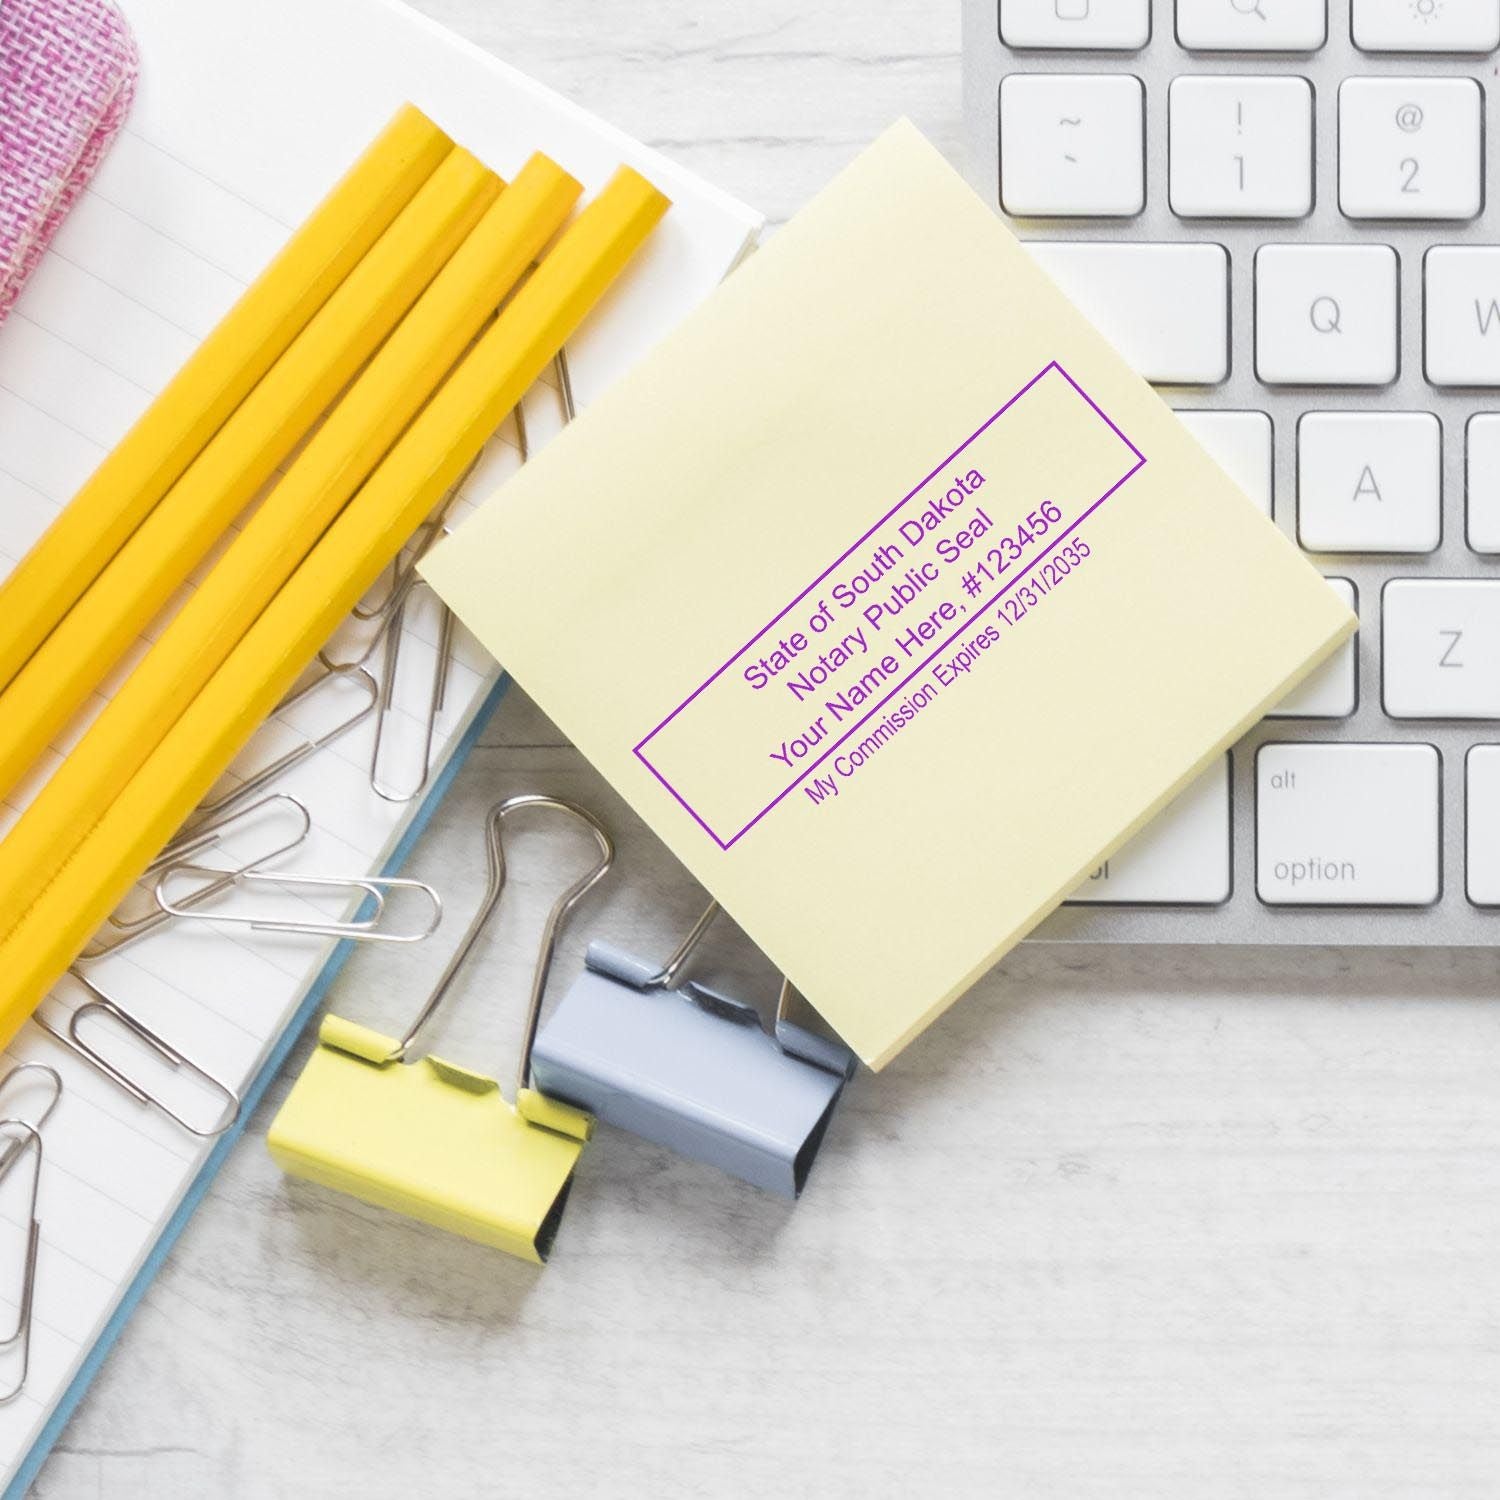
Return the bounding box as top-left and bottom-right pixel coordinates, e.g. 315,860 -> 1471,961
267,792 -> 616,1263
590,899 -> 855,1076
534,898 -> 857,1199
388,793 -> 613,1103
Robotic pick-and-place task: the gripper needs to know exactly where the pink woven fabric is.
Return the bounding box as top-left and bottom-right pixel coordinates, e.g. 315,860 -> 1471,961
0,0 -> 138,320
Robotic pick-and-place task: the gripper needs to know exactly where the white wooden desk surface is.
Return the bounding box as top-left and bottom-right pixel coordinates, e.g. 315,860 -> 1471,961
33,3 -> 1500,1495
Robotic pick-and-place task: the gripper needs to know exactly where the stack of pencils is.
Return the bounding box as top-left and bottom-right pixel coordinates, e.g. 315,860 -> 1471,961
0,103 -> 669,1044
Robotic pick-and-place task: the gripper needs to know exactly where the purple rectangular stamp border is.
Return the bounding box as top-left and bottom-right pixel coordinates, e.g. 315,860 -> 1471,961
633,360 -> 1147,850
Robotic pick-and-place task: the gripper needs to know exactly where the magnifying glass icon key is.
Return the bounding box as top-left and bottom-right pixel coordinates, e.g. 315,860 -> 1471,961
1230,0 -> 1268,18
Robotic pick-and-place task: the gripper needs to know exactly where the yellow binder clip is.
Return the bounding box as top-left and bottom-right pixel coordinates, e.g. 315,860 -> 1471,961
267,795 -> 613,1264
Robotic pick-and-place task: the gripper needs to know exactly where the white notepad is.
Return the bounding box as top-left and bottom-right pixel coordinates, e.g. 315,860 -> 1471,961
0,0 -> 760,1487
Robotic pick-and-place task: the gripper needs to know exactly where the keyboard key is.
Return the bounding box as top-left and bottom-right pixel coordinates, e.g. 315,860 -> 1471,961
1174,409 -> 1272,514
1465,746 -> 1500,904
1001,0 -> 1151,49
1297,411 -> 1440,553
1070,757 -> 1230,905
1029,242 -> 1229,383
1000,74 -> 1145,217
1353,0 -> 1500,53
1426,247 -> 1500,386
1257,743 -> 1440,906
1271,578 -> 1357,717
1169,76 -> 1313,219
1467,415 -> 1500,553
1383,579 -> 1500,718
1177,0 -> 1326,51
1255,244 -> 1398,386
1338,78 -> 1482,221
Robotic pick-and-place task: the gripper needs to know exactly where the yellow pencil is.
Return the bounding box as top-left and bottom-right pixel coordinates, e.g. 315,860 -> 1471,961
0,166 -> 670,1043
0,145 -> 502,803
0,104 -> 451,697
0,153 -> 582,935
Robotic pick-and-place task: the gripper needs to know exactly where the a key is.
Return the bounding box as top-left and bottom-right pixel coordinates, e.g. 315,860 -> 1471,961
1176,0 -> 1326,51
1169,76 -> 1313,220
1000,74 -> 1145,217
1001,0 -> 1151,49
1174,409 -> 1272,514
1297,411 -> 1440,553
1383,579 -> 1500,718
1338,78 -> 1482,221
1353,0 -> 1500,53
1271,578 -> 1357,717
1069,757 -> 1230,905
1426,247 -> 1500,386
1465,747 -> 1500,904
1028,242 -> 1228,383
1255,244 -> 1398,386
1256,742 -> 1440,906
1467,416 -> 1500,552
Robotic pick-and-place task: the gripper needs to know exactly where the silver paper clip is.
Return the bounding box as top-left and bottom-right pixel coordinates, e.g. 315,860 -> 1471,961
0,1121 -> 42,1405
320,452 -> 479,675
153,862 -> 442,944
512,347 -> 576,455
37,973 -> 240,1138
80,794 -> 312,960
381,792 -> 612,1095
363,350 -> 573,804
194,662 -> 377,823
531,899 -> 856,1199
368,579 -> 455,805
0,1064 -> 61,1176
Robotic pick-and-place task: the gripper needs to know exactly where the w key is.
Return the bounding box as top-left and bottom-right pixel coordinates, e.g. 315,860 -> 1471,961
1427,248 -> 1500,386
1383,580 -> 1500,719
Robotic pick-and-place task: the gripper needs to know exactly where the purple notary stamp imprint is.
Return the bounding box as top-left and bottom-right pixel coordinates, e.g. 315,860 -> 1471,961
634,362 -> 1146,849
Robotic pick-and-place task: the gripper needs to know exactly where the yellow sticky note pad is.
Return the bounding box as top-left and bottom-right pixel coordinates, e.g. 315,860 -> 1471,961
422,121 -> 1354,1069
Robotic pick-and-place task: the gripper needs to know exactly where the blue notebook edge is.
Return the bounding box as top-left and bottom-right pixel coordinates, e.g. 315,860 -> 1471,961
7,674 -> 511,1499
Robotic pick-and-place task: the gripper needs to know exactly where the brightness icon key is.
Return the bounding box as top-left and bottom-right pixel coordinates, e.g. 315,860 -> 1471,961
1352,0 -> 1500,52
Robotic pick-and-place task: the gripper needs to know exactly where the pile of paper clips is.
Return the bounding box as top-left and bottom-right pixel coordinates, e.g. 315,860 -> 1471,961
43,360 -> 564,1148
20,344 -> 859,1308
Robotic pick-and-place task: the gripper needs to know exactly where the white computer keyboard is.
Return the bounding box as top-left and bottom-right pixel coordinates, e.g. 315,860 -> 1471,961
962,0 -> 1500,944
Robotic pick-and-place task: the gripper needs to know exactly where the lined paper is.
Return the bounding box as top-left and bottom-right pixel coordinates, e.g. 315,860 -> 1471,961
0,0 -> 758,1484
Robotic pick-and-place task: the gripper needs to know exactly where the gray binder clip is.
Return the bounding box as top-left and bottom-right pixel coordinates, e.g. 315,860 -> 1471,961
530,900 -> 856,1199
